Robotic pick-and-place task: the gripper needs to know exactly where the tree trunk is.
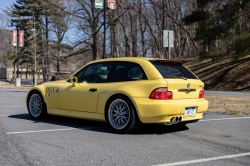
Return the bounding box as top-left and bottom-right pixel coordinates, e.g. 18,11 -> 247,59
130,6 -> 138,57
57,55 -> 60,76
92,37 -> 97,60
46,13 -> 50,81
26,63 -> 28,79
113,24 -> 118,58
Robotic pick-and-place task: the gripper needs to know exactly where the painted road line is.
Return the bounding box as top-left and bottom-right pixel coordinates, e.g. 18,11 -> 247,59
153,152 -> 250,166
201,117 -> 250,122
0,106 -> 26,107
6,127 -> 103,134
7,128 -> 77,134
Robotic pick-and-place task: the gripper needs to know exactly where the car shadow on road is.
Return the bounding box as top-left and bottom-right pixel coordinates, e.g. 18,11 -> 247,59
8,113 -> 189,135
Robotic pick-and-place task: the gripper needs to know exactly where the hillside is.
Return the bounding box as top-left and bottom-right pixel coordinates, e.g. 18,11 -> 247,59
182,56 -> 250,92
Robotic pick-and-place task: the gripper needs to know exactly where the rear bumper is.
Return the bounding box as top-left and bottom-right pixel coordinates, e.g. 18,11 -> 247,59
133,98 -> 208,123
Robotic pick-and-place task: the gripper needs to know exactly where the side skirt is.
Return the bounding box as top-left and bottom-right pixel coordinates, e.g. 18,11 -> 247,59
47,108 -> 106,122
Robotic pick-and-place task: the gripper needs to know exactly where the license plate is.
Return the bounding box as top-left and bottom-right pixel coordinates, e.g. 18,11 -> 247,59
185,107 -> 196,117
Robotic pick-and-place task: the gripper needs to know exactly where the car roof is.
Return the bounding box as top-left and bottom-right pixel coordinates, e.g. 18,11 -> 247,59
89,57 -> 174,63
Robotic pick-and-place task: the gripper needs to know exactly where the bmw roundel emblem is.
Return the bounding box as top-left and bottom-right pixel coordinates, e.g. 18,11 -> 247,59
187,84 -> 190,88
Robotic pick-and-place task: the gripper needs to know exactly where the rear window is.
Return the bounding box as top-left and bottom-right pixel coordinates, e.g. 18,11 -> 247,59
150,61 -> 198,79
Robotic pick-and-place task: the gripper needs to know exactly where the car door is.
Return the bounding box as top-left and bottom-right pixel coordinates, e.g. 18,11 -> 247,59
97,61 -> 148,114
59,62 -> 113,113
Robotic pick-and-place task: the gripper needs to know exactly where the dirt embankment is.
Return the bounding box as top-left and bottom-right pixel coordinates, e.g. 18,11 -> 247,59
182,56 -> 250,92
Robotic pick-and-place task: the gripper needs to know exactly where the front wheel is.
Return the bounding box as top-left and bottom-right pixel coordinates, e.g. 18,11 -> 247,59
28,91 -> 47,119
106,96 -> 141,133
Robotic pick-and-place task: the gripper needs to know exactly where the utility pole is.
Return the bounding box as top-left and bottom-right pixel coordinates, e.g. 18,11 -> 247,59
102,0 -> 106,59
11,21 -> 25,87
168,31 -> 170,60
16,24 -> 20,86
162,0 -> 165,59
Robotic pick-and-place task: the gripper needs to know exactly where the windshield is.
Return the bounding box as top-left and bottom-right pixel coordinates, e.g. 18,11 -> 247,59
150,61 -> 198,79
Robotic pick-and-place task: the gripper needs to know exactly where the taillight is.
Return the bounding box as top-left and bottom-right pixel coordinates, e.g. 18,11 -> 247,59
149,88 -> 172,99
199,88 -> 204,98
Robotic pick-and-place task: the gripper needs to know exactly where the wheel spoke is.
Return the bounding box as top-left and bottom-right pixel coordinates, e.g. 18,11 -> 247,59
108,99 -> 130,130
29,94 -> 43,117
120,118 -> 126,125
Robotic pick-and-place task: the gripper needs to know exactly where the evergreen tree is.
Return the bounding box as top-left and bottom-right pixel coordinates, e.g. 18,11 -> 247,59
3,0 -> 34,80
4,0 -> 71,81
184,0 -> 250,61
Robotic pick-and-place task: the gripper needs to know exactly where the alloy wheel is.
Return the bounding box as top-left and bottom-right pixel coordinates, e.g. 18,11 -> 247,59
108,99 -> 130,130
29,94 -> 42,117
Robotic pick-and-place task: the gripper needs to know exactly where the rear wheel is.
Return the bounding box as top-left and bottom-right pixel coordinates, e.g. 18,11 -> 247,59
106,95 -> 141,133
28,91 -> 47,119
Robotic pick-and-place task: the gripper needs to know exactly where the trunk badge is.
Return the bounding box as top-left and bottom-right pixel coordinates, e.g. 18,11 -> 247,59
187,84 -> 190,88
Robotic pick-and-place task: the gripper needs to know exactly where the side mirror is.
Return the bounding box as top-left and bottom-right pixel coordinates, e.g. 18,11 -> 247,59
70,76 -> 78,87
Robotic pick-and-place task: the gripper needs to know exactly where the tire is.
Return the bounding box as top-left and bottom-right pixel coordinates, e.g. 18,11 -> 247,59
105,95 -> 141,133
27,90 -> 48,119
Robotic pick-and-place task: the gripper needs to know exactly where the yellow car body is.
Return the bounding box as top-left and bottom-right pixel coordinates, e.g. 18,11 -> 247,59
26,58 -> 208,132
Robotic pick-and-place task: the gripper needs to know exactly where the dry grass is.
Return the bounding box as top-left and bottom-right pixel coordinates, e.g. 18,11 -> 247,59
205,95 -> 250,116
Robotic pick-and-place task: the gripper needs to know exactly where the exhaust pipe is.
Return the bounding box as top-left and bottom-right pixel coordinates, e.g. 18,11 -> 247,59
179,116 -> 182,122
165,116 -> 182,125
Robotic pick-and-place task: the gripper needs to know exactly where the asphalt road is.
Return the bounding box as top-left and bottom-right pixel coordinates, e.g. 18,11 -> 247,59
0,87 -> 250,166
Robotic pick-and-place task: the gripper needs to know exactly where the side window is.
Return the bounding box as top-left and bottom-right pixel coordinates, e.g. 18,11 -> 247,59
74,68 -> 87,81
68,67 -> 86,82
109,62 -> 147,82
78,62 -> 113,83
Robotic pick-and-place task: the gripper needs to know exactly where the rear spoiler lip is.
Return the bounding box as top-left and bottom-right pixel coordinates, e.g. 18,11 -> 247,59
148,60 -> 182,65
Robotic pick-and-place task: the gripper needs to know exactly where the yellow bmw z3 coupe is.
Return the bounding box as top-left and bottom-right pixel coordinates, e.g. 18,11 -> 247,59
26,57 -> 208,133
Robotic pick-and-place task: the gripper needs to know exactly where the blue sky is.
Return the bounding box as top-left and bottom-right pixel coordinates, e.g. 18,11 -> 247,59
0,0 -> 17,11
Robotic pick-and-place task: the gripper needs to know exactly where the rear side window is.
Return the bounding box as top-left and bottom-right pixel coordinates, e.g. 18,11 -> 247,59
150,61 -> 198,79
109,62 -> 147,82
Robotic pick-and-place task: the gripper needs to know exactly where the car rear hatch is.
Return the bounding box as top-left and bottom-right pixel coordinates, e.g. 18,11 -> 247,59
165,79 -> 203,99
150,60 -> 204,99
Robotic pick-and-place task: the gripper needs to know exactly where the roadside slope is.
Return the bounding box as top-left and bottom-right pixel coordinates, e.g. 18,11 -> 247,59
182,56 -> 250,92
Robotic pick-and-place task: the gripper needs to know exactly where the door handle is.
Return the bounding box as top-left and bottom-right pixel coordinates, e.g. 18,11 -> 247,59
89,88 -> 97,92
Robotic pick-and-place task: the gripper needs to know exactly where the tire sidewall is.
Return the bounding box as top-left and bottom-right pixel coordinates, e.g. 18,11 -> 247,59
28,91 -> 47,119
105,95 -> 139,133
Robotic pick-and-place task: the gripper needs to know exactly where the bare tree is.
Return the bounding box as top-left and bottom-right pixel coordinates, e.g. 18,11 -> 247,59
0,13 -> 11,67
